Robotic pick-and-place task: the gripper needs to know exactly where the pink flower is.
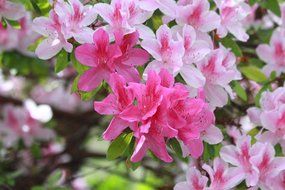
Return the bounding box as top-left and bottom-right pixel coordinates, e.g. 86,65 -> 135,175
168,90 -> 222,158
94,0 -> 154,40
174,166 -> 208,190
214,0 -> 251,41
75,29 -> 148,91
54,0 -> 97,43
247,86 -> 285,154
94,73 -> 135,140
196,46 -> 241,107
220,135 -> 285,188
176,0 -> 220,32
270,171 -> 285,190
220,136 -> 259,187
256,28 -> 285,76
141,24 -> 185,75
249,142 -> 285,189
202,158 -> 244,190
33,0 -> 97,60
33,10 -> 73,60
0,0 -> 25,20
172,25 -> 211,88
0,105 -> 54,147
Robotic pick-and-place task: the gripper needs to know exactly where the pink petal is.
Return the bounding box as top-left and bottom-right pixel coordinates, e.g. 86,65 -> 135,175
180,64 -> 206,88
123,48 -> 150,66
103,117 -> 130,140
202,125 -> 223,144
35,38 -> 63,60
78,67 -> 107,91
131,135 -> 148,162
94,94 -> 119,115
186,139 -> 204,158
75,44 -> 98,67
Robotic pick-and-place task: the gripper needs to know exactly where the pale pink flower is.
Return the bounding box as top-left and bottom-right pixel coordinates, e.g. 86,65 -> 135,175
270,171 -> 285,190
75,29 -> 148,91
174,166 -> 208,190
0,105 -> 54,147
176,0 -> 220,32
54,0 -> 97,43
220,135 -> 259,187
33,10 -> 73,60
196,46 -> 241,107
214,0 -> 251,41
141,24 -> 185,76
256,28 -> 285,77
94,0 -> 154,40
172,25 -> 211,88
249,142 -> 285,189
202,158 -> 244,190
247,86 -> 285,154
0,0 -> 25,20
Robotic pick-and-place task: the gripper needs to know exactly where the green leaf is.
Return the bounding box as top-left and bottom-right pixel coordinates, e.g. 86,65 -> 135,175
255,84 -> 270,107
31,143 -> 41,159
249,0 -> 258,6
240,66 -> 267,83
220,36 -> 242,57
55,50 -> 69,73
261,0 -> 281,17
30,0 -> 42,14
70,52 -> 89,74
107,132 -> 133,160
232,81 -> 248,101
168,138 -> 185,161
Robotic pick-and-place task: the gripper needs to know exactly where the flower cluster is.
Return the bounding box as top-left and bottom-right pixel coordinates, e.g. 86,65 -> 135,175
95,70 -> 222,162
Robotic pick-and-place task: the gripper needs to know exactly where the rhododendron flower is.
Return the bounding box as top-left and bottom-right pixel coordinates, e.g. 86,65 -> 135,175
174,166 -> 208,190
214,0 -> 251,42
94,73 -> 135,140
220,135 -> 259,187
141,24 -> 185,75
0,0 -> 26,20
54,0 -> 97,43
169,90 -> 222,158
33,10 -> 73,60
94,69 -> 220,162
175,0 -> 220,32
196,46 -> 241,107
247,86 -> 285,154
172,25 -> 211,88
33,0 -> 97,60
75,29 -> 148,91
221,135 -> 285,188
0,105 -> 54,147
202,158 -> 244,190
94,0 -> 154,40
256,28 -> 285,76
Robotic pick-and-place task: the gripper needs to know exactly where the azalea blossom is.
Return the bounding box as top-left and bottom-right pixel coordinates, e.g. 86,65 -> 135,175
0,105 -> 54,147
175,0 -> 221,32
196,46 -> 242,107
94,0 -> 154,40
141,24 -> 185,76
94,73 -> 135,140
220,135 -> 285,189
256,28 -> 285,76
0,23 -> 18,52
202,158 -> 244,190
33,10 -> 73,60
75,29 -> 149,91
0,0 -> 26,20
54,0 -> 97,43
172,25 -> 211,88
33,0 -> 97,60
174,166 -> 208,190
94,69 -> 220,162
247,86 -> 285,154
214,0 -> 250,42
